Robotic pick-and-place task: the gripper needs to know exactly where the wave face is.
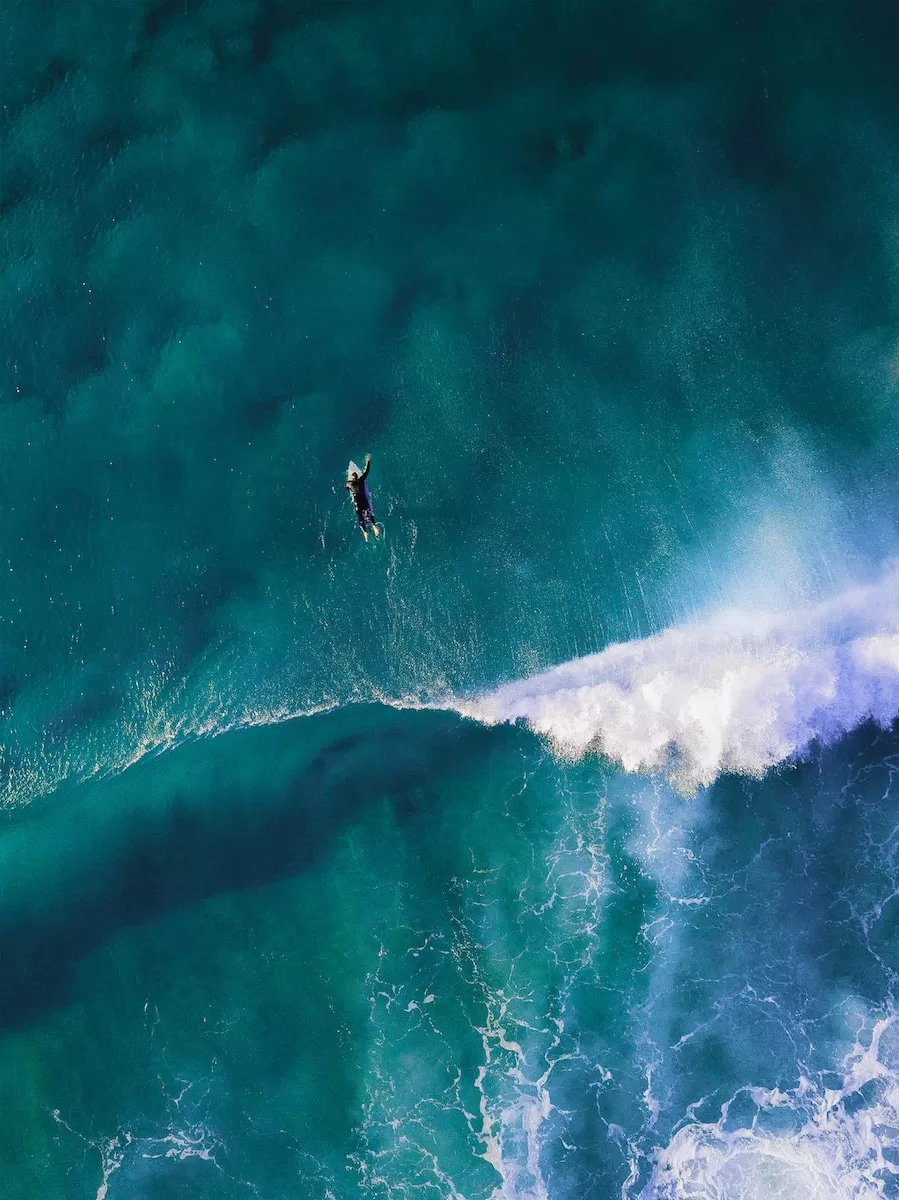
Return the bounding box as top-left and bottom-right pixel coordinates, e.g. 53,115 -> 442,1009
460,571 -> 899,791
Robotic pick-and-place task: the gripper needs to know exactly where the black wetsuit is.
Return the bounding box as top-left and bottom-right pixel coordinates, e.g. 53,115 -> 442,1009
346,459 -> 375,528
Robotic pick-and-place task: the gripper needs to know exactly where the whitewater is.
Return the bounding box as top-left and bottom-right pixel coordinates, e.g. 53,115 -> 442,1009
455,567 -> 899,792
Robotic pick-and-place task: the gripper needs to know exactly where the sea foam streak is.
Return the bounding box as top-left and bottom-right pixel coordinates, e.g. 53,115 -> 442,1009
646,1015 -> 899,1199
456,569 -> 899,791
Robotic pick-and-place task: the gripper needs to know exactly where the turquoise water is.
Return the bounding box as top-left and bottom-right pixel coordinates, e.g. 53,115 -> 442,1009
4,0 -> 899,1195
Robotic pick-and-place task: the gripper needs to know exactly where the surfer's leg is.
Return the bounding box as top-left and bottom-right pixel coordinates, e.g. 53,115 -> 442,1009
372,523 -> 380,538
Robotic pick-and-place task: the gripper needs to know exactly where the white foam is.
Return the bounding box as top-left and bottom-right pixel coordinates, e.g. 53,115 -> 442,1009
646,1016 -> 899,1199
456,569 -> 899,792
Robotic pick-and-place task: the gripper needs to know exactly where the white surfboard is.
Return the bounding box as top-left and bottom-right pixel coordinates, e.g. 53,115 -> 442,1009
347,460 -> 362,481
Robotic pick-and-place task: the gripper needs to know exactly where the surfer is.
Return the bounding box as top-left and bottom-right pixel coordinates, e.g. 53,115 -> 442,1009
346,453 -> 380,541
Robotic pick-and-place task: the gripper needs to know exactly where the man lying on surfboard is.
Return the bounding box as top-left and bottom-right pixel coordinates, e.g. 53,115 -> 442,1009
346,454 -> 380,541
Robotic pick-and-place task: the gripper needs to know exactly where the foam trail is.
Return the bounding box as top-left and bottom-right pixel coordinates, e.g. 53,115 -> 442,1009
645,1015 -> 899,1199
456,569 -> 899,791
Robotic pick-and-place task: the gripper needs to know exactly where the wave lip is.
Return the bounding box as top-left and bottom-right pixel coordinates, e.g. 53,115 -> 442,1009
457,569 -> 899,792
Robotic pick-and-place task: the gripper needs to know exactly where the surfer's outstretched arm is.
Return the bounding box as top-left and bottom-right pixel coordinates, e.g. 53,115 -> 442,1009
360,454 -> 371,480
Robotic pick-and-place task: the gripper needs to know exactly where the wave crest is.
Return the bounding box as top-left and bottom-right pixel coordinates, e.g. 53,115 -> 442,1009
457,570 -> 899,791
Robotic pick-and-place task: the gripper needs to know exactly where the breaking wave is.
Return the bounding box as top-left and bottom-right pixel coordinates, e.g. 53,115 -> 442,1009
457,568 -> 899,791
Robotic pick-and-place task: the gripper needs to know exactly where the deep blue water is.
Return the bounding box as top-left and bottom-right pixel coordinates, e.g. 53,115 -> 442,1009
3,1 -> 899,1196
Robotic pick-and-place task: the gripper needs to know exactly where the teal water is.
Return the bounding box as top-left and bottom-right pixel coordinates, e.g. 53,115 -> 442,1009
3,0 -> 899,1196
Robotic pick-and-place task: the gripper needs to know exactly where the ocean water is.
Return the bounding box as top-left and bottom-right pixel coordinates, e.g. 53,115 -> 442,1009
3,0 -> 899,1196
